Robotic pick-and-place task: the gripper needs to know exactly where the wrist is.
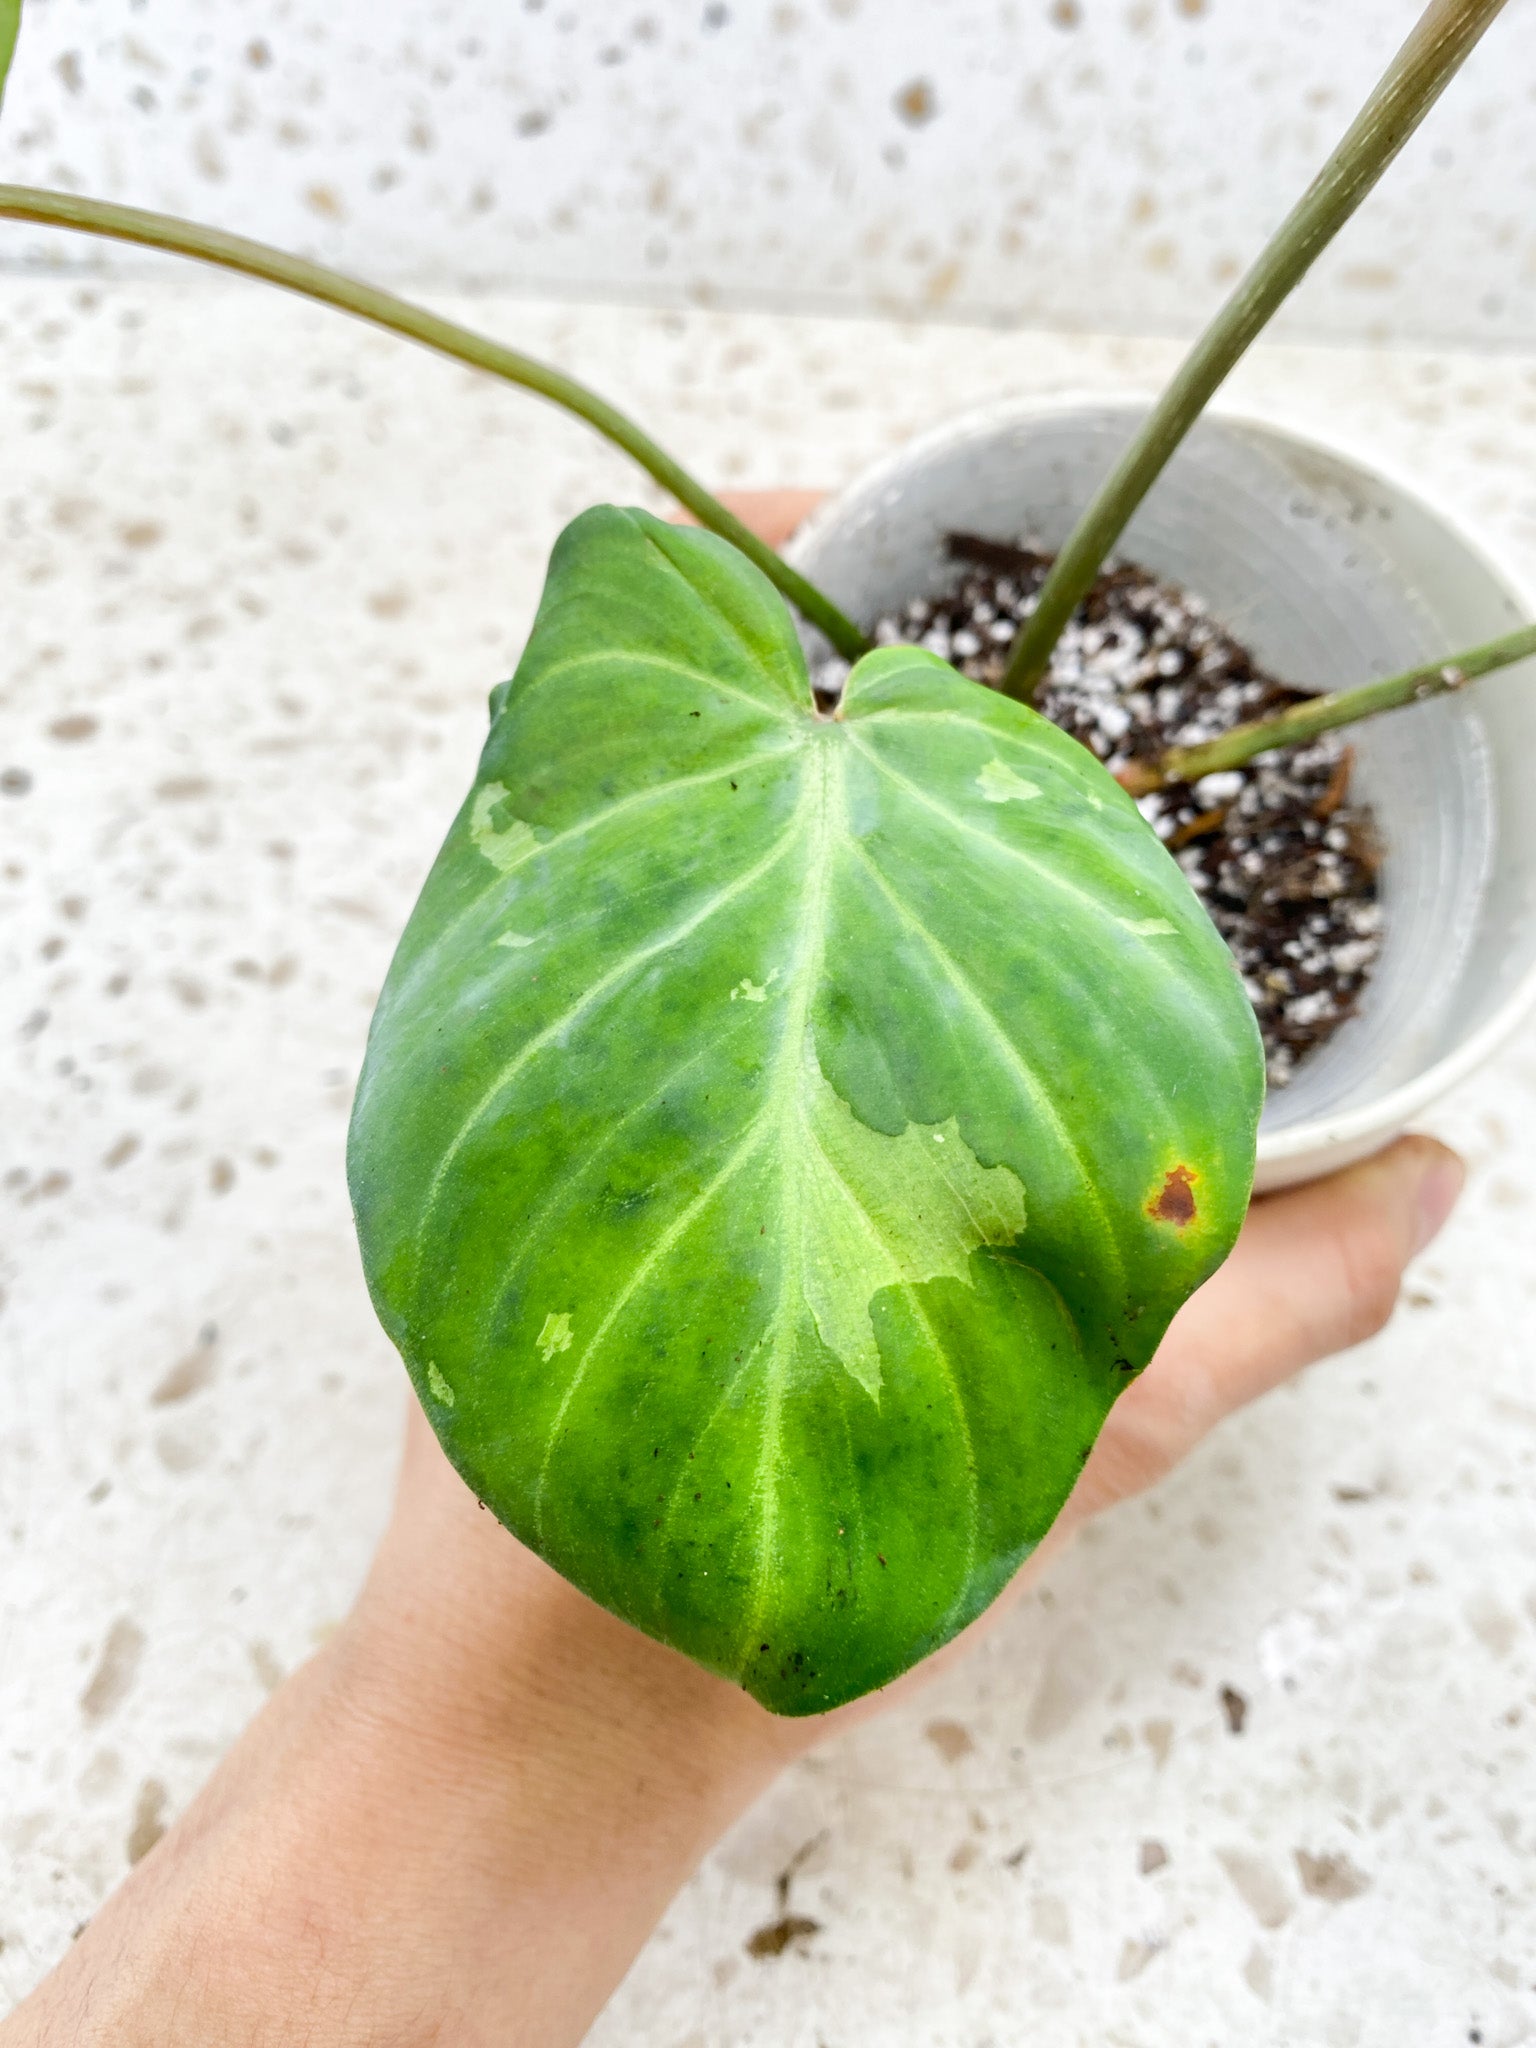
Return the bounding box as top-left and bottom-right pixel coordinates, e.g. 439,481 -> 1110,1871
249,1455 -> 808,2045
283,1420 -> 810,2041
8,1429 -> 804,2048
346,1411 -> 810,1834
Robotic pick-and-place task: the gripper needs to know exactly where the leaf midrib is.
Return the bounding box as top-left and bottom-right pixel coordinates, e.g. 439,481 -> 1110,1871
842,726 -> 1222,1137
734,731 -> 985,1674
408,777 -> 811,1317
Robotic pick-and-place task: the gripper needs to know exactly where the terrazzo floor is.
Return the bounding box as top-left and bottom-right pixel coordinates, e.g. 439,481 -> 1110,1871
3,279 -> 1536,2045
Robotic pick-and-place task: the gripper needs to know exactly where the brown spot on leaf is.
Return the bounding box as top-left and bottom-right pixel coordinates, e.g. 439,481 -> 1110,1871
1149,1165 -> 1198,1226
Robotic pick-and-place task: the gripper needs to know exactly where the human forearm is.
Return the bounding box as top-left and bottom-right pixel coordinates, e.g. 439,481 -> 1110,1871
3,1430 -> 801,2048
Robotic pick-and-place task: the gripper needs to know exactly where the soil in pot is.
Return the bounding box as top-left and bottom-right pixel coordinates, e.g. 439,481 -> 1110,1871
822,533 -> 1384,1090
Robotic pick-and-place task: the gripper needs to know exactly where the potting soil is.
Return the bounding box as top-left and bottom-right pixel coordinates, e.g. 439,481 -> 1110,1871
823,534 -> 1385,1089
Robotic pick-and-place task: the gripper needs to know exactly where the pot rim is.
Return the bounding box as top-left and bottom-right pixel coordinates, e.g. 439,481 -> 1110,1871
787,387 -> 1536,1168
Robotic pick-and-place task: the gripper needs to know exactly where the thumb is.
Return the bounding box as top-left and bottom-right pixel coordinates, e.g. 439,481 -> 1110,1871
1164,1133 -> 1466,1433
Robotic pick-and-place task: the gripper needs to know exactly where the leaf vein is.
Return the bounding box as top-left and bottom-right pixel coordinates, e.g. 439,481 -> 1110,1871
385,737 -> 799,1014
532,1120 -> 770,1540
838,831 -> 1130,1295
516,644 -> 797,723
407,800 -> 810,1312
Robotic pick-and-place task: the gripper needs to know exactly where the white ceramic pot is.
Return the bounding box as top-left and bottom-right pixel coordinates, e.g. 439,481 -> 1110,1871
787,396 -> 1536,1191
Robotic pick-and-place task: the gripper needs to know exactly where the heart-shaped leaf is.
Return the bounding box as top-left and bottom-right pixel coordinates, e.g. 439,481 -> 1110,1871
0,0 -> 22,114
349,507 -> 1264,1714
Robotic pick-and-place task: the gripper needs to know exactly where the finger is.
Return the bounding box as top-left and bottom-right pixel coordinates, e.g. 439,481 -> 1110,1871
673,488 -> 826,549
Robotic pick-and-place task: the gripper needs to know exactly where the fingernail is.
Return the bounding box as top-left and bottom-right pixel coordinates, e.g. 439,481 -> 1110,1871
1411,1152 -> 1465,1258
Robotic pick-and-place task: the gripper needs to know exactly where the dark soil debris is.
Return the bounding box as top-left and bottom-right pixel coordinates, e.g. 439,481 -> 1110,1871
745,1913 -> 821,1959
825,534 -> 1386,1089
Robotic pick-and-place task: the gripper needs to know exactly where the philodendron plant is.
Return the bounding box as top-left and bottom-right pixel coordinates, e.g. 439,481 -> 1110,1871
348,506 -> 1262,1709
4,0 -> 1532,1710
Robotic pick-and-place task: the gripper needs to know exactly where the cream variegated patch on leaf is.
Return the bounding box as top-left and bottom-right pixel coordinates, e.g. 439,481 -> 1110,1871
349,507 -> 1263,1713
790,1052 -> 1027,1401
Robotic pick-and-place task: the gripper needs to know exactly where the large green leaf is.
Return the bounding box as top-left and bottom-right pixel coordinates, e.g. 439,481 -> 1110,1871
348,506 -> 1264,1714
0,0 -> 22,116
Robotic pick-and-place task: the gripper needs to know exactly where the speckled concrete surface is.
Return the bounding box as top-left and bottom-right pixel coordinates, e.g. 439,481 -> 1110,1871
2,283 -> 1535,2044
3,0 -> 1536,350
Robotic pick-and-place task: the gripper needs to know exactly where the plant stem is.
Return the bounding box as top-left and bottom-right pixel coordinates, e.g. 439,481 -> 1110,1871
1117,622 -> 1536,798
0,184 -> 872,662
1001,0 -> 1510,705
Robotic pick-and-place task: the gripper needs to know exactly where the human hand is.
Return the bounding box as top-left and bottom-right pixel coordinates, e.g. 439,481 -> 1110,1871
1,477 -> 1466,2048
